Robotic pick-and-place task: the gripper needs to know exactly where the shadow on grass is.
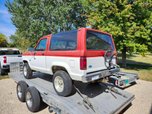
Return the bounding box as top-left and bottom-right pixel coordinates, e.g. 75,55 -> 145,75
118,59 -> 152,70
117,53 -> 137,59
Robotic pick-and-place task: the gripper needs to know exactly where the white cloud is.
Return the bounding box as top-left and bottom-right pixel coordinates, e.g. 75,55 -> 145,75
0,0 -> 16,41
0,9 -> 9,15
0,9 -> 11,20
0,23 -> 16,37
0,8 -> 16,37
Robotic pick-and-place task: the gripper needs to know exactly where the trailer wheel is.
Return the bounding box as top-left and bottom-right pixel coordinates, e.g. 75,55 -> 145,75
25,87 -> 41,112
53,70 -> 73,97
23,63 -> 32,79
16,81 -> 28,102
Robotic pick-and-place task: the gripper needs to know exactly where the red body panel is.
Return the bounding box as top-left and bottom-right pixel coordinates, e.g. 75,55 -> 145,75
23,28 -> 116,57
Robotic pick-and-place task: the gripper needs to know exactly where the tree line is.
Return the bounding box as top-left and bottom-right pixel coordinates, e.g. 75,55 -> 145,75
2,0 -> 152,67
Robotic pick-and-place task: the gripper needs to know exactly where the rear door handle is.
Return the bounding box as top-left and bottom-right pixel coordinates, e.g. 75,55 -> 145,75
33,52 -> 36,59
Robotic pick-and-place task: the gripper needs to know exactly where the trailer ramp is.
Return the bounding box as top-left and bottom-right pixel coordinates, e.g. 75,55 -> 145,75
9,63 -> 134,114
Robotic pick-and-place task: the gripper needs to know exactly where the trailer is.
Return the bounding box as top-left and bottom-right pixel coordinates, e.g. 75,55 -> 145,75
9,62 -> 135,114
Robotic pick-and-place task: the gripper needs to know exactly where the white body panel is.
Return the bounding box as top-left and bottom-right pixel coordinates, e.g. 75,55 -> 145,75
0,55 -> 22,69
23,56 -> 85,81
87,57 -> 107,72
0,48 -> 22,69
30,56 -> 46,72
23,55 -> 117,82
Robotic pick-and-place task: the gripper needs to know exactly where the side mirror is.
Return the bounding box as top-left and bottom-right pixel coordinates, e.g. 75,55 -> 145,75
28,47 -> 35,51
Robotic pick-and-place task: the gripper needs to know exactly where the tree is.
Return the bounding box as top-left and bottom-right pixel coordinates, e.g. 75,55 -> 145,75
81,0 -> 152,67
0,33 -> 8,47
9,31 -> 31,51
6,0 -> 86,46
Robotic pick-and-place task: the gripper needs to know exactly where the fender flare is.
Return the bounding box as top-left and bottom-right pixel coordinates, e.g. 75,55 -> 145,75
51,62 -> 72,75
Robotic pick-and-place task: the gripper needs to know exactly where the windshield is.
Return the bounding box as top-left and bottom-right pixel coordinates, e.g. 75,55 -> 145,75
86,30 -> 114,51
0,50 -> 20,55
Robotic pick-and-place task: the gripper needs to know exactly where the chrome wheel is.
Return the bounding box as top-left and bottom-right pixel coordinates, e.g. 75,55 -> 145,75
54,76 -> 64,92
17,85 -> 22,99
23,65 -> 27,77
26,91 -> 33,108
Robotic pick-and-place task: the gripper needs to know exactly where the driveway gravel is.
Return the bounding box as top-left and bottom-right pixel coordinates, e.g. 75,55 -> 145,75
0,78 -> 152,114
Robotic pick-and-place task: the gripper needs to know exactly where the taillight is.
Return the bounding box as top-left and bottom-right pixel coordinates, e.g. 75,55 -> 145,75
80,56 -> 87,70
3,56 -> 7,64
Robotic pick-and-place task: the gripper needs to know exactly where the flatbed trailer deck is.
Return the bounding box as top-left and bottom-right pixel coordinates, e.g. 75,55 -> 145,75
9,63 -> 135,114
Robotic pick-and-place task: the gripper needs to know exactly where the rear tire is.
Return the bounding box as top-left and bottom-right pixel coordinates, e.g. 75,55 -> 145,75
23,63 -> 32,79
25,87 -> 41,112
16,81 -> 28,102
53,70 -> 73,97
0,65 -> 5,75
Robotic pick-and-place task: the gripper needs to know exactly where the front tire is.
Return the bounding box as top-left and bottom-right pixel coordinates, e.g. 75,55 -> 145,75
23,63 -> 32,79
53,70 -> 73,97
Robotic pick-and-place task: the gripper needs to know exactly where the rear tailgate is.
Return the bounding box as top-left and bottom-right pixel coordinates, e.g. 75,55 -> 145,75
84,30 -> 117,80
6,55 -> 23,64
87,56 -> 116,73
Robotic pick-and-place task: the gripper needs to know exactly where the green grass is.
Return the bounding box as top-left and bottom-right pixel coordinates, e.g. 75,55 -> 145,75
0,75 -> 9,80
118,54 -> 152,82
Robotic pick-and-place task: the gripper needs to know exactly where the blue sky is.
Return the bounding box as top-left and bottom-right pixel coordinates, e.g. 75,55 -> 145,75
0,0 -> 16,38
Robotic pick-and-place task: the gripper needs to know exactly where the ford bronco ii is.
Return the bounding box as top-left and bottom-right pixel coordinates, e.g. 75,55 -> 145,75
23,28 -> 119,96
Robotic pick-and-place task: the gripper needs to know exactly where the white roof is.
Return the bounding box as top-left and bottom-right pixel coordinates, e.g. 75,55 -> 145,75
0,48 -> 19,51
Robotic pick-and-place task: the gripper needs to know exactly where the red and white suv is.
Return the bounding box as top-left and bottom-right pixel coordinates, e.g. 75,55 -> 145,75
23,28 -> 119,96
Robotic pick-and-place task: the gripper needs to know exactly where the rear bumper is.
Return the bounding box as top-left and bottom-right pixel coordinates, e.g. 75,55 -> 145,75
2,65 -> 9,70
1,65 -> 10,73
82,67 -> 120,82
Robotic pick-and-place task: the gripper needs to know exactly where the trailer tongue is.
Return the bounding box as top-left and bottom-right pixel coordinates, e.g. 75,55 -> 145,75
9,62 -> 134,114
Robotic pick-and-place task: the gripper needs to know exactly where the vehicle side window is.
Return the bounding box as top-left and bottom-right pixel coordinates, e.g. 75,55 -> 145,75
50,30 -> 77,50
35,38 -> 47,51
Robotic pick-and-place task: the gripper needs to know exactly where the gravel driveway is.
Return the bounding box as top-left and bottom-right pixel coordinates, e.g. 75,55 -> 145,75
0,78 -> 152,114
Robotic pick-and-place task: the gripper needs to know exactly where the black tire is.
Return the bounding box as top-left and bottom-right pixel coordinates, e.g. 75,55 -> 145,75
53,70 -> 73,97
16,81 -> 28,102
0,65 -> 5,76
25,87 -> 41,112
23,63 -> 32,79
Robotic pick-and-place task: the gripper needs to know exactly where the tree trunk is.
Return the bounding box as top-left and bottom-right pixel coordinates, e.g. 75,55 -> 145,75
122,46 -> 127,68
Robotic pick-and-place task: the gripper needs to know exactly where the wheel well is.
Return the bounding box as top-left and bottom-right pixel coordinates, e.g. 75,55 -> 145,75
23,60 -> 28,63
52,66 -> 68,74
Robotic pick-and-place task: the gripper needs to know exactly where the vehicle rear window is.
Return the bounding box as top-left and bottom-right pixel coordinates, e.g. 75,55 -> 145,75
0,50 -> 20,55
50,30 -> 77,50
86,31 -> 114,50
